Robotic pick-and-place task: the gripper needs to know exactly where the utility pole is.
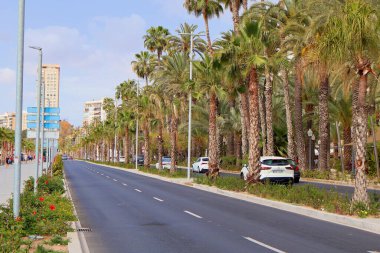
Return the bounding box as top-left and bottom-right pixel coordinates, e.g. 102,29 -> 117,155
13,0 -> 26,218
40,81 -> 45,176
135,81 -> 139,170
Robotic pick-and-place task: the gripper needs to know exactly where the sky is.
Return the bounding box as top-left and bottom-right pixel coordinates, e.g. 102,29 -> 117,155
0,0 -> 266,126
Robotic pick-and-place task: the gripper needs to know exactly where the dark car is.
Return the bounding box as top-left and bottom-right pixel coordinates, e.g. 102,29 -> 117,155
133,155 -> 144,165
287,159 -> 301,183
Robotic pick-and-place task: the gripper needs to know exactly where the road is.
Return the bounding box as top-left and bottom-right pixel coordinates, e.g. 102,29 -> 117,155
65,161 -> 380,253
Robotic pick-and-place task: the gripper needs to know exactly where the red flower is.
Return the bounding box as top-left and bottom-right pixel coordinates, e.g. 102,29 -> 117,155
45,180 -> 48,185
49,205 -> 56,211
15,216 -> 22,222
39,197 -> 44,202
32,211 -> 37,215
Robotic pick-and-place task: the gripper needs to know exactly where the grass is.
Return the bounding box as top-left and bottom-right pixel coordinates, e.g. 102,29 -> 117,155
47,235 -> 69,246
138,167 -> 188,178
91,160 -> 135,169
194,177 -> 380,217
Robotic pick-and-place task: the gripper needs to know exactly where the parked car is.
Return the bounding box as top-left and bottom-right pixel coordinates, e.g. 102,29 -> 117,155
192,157 -> 209,173
62,154 -> 68,160
286,158 -> 300,183
240,156 -> 294,184
132,155 -> 144,166
156,156 -> 172,169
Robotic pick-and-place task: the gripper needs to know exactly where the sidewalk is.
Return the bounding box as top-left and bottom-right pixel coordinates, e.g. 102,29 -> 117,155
0,161 -> 37,205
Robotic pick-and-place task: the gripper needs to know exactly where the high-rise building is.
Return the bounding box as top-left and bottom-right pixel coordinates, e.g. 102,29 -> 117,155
0,112 -> 28,131
42,64 -> 60,107
83,99 -> 107,126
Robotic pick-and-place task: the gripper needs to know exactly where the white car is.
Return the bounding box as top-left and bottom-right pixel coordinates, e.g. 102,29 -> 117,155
240,156 -> 294,184
192,157 -> 209,173
156,156 -> 172,169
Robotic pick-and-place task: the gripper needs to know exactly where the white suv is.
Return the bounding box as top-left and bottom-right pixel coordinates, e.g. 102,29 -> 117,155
240,156 -> 294,184
192,157 -> 209,173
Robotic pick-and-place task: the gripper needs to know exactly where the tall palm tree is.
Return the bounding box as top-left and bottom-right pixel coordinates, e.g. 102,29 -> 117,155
168,23 -> 207,56
219,0 -> 243,33
184,0 -> 223,52
144,26 -> 170,62
194,54 -> 223,177
131,51 -> 156,86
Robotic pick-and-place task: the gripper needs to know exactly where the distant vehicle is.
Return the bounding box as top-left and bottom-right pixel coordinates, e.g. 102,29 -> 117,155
68,156 -> 73,160
192,157 -> 209,173
240,156 -> 294,184
286,159 -> 300,183
62,154 -> 68,160
132,155 -> 144,166
156,156 -> 172,169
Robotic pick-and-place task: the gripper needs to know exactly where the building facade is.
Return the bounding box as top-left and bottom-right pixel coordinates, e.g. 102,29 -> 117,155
0,112 -> 28,131
83,99 -> 107,126
42,64 -> 60,107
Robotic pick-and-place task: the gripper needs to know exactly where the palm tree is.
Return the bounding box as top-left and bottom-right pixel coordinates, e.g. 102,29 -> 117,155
184,0 -> 223,52
168,23 -> 207,56
219,0 -> 243,33
131,51 -> 156,86
194,54 -> 223,177
144,26 -> 170,62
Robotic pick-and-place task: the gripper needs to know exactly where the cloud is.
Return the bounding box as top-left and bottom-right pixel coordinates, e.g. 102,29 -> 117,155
0,68 -> 16,86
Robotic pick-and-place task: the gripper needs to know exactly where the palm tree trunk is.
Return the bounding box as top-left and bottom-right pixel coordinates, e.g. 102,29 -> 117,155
294,58 -> 307,171
247,67 -> 261,182
158,120 -> 164,170
231,0 -> 240,34
240,92 -> 250,156
170,114 -> 177,173
281,68 -> 296,160
264,50 -> 274,155
343,126 -> 352,171
234,132 -> 242,166
318,67 -> 330,171
124,127 -> 130,164
202,10 -> 213,53
143,121 -> 150,168
259,84 -> 267,155
352,62 -> 370,206
208,90 -> 219,177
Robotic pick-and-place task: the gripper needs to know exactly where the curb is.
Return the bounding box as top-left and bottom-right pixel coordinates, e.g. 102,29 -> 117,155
63,173 -> 90,253
86,161 -> 380,235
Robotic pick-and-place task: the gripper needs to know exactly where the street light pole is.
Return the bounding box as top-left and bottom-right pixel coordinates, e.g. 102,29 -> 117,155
114,97 -> 118,163
40,81 -> 45,176
13,0 -> 26,218
29,46 -> 42,193
307,129 -> 313,170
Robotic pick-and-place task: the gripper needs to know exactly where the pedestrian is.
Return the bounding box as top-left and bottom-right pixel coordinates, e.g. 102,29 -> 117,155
5,156 -> 9,168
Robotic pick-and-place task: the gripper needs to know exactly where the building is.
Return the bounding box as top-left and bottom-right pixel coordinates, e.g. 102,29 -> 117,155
83,99 -> 107,126
0,112 -> 28,131
42,64 -> 60,107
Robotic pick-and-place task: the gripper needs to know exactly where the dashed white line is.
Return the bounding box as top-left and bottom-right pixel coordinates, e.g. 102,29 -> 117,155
243,236 -> 286,253
106,176 -> 110,178
96,172 -> 99,174
153,197 -> 164,202
134,189 -> 142,192
122,183 -> 128,186
184,210 -> 202,219
101,174 -> 104,175
113,179 -> 118,182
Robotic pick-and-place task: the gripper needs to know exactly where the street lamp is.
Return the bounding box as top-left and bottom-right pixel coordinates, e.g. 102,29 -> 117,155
179,31 -> 205,180
114,97 -> 118,163
307,129 -> 313,170
13,0 -> 26,218
40,80 -> 45,176
29,46 -> 43,192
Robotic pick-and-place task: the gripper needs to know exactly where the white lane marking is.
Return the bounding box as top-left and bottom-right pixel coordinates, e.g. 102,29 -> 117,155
243,237 -> 286,253
101,173 -> 104,175
113,179 -> 118,182
153,197 -> 164,202
96,172 -> 99,174
368,251 -> 380,253
184,210 -> 202,219
134,189 -> 142,192
122,183 -> 128,186
106,176 -> 110,178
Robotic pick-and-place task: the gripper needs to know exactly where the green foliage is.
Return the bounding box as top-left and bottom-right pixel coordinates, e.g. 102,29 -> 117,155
47,235 -> 69,246
52,155 -> 64,177
0,206 -> 24,253
139,167 -> 187,178
35,245 -> 64,253
195,176 -> 380,217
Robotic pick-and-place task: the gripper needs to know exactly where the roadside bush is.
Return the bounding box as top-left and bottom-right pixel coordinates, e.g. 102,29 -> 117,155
52,155 -> 63,176
0,205 -> 24,253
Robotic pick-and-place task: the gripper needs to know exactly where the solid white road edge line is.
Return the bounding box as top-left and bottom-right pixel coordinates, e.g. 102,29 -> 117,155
184,210 -> 202,219
243,236 -> 286,253
153,197 -> 164,202
134,189 -> 142,192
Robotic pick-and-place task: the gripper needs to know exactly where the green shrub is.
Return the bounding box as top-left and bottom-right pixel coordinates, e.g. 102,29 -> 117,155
47,235 -> 69,246
37,175 -> 65,195
0,205 -> 24,253
52,155 -> 64,177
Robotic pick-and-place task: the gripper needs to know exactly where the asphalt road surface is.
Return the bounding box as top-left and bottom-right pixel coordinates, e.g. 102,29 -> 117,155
65,161 -> 380,253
